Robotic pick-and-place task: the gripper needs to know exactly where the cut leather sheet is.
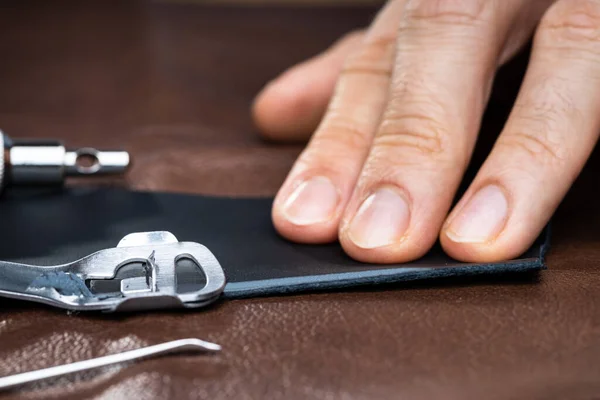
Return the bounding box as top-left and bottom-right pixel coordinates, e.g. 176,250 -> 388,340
2,188 -> 549,300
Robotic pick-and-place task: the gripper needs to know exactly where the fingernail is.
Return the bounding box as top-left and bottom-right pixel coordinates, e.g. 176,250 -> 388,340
446,184 -> 508,243
347,187 -> 410,249
282,176 -> 339,225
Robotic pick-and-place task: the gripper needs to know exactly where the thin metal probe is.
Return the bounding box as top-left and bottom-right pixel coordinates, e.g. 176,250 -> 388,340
0,338 -> 221,391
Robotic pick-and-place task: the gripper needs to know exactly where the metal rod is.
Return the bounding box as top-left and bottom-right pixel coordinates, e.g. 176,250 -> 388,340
0,338 -> 221,391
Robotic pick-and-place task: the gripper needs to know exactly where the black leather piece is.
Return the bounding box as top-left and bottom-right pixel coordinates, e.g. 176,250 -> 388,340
3,188 -> 549,301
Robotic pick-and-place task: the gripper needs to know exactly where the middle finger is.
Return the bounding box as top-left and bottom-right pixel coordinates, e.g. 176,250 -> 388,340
340,0 -> 525,263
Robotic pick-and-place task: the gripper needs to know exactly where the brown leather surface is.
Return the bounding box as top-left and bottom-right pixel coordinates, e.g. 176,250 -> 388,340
0,1 -> 599,399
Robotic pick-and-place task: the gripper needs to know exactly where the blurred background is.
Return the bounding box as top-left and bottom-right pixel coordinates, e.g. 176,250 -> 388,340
159,0 -> 383,5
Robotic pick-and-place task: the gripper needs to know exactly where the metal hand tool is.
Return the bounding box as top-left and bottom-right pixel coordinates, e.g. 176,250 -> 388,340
0,231 -> 226,312
0,129 -> 129,190
0,338 -> 221,391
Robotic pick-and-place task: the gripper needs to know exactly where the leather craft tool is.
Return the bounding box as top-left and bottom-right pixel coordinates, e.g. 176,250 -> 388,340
0,129 -> 129,191
0,231 -> 225,312
0,338 -> 221,391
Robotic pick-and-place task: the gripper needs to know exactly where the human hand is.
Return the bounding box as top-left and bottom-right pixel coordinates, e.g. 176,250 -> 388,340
253,0 -> 600,263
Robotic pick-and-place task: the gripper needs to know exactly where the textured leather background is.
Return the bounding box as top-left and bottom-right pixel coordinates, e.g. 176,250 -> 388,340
0,1 -> 599,399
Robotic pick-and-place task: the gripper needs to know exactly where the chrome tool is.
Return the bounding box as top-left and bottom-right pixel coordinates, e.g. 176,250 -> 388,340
0,338 -> 221,391
0,129 -> 129,190
0,231 -> 226,312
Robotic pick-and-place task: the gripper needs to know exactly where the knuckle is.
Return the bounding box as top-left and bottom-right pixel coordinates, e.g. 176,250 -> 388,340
404,0 -> 491,27
297,119 -> 372,172
539,0 -> 600,44
497,130 -> 566,166
341,35 -> 395,78
374,112 -> 452,162
498,76 -> 577,167
314,119 -> 372,152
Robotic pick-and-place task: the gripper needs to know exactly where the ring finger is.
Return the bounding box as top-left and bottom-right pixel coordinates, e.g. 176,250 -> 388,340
442,0 -> 600,262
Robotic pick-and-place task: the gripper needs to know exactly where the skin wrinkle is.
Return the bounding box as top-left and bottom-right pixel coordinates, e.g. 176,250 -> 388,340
403,0 -> 493,26
356,155 -> 458,190
339,66 -> 393,78
541,0 -> 600,42
323,98 -> 384,131
375,119 -> 446,156
326,91 -> 368,116
501,75 -> 582,166
535,43 -> 600,64
497,131 -> 564,165
389,40 -> 490,123
345,0 -> 516,261
301,136 -> 370,171
378,86 -> 473,164
341,34 -> 397,77
257,0 -> 600,263
386,78 -> 459,130
370,135 -> 444,161
321,95 -> 388,140
310,121 -> 374,152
